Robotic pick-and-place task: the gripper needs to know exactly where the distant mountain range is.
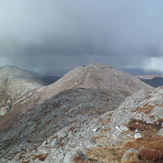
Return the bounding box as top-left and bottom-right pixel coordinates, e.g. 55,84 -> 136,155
29,70 -> 61,85
120,67 -> 163,76
140,77 -> 163,88
39,76 -> 61,85
117,67 -> 163,88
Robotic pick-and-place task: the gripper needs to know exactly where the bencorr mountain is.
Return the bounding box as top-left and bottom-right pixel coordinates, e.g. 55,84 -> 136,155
0,63 -> 154,163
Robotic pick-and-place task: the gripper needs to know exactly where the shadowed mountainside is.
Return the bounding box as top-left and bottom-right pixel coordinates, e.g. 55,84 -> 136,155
40,76 -> 60,85
140,77 -> 163,88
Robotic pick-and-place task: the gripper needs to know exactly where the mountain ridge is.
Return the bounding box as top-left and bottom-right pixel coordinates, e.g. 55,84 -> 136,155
0,65 -> 45,116
0,63 -> 155,163
39,62 -> 152,101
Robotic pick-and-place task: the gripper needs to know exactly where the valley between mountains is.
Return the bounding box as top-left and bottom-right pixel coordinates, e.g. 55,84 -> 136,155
1,63 -> 163,163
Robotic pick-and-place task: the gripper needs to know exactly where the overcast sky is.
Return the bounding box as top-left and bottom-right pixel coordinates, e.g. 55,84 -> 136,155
0,0 -> 163,75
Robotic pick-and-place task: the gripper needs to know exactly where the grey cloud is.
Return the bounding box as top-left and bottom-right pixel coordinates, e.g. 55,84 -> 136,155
0,0 -> 163,73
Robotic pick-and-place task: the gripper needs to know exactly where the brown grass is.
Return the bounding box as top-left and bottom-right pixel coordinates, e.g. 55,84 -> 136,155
73,153 -> 97,163
107,112 -> 114,116
68,125 -> 77,132
102,118 -> 111,126
133,101 -> 155,114
155,104 -> 163,107
126,118 -> 163,138
86,134 -> 163,163
123,135 -> 163,152
73,154 -> 87,163
101,128 -> 111,134
122,135 -> 163,162
86,146 -> 122,163
135,106 -> 154,114
32,153 -> 48,161
122,151 -> 140,163
139,147 -> 162,162
19,154 -> 35,163
21,161 -> 30,163
56,137 -> 70,148
123,161 -> 139,163
92,135 -> 105,140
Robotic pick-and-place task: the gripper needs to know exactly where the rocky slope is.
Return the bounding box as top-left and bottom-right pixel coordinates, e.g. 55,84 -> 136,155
0,65 -> 45,116
3,87 -> 163,163
0,63 -> 153,163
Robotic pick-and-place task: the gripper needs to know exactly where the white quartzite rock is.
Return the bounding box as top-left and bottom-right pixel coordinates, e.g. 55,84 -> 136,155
158,128 -> 163,136
134,133 -> 142,139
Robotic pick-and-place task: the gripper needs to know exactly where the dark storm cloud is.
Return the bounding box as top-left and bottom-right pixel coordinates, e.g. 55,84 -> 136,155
1,0 -> 163,72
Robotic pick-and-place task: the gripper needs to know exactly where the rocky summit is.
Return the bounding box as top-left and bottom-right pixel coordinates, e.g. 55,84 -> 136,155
0,63 -> 155,163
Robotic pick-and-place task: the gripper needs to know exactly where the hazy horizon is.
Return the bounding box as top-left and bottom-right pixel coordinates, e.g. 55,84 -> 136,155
1,62 -> 163,77
1,1 -> 163,75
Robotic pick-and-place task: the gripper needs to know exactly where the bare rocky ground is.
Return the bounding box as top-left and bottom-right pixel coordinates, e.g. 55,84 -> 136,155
0,63 -> 154,163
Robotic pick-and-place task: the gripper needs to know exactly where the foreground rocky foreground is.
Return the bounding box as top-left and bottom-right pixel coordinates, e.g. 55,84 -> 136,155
1,63 -> 161,163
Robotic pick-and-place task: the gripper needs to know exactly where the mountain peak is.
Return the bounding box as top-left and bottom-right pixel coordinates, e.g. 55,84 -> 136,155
0,65 -> 45,115
0,65 -> 21,70
0,65 -> 40,79
87,62 -> 113,68
41,62 -> 151,100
